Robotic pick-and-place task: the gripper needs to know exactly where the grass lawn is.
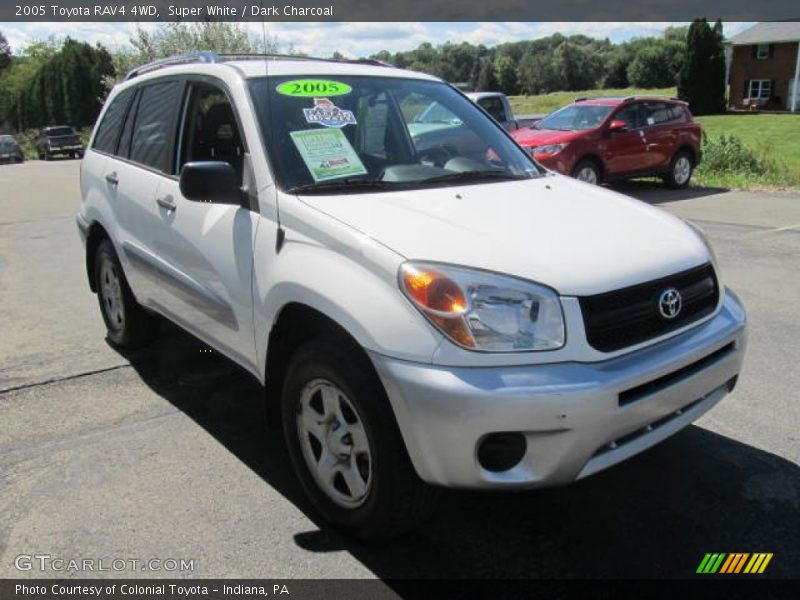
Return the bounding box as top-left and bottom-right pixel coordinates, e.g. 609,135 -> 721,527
697,114 -> 800,187
509,87 -> 676,116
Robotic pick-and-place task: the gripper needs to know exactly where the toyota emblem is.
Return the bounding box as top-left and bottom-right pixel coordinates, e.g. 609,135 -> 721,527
658,288 -> 682,319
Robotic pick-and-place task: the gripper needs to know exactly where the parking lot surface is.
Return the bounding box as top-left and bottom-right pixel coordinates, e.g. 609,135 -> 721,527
1,161 -> 798,579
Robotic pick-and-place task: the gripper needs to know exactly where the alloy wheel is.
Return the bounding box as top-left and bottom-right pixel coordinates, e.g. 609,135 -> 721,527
99,257 -> 125,331
296,379 -> 372,509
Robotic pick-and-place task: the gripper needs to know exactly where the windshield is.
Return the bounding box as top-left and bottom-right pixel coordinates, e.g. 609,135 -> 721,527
45,127 -> 76,137
414,101 -> 463,125
536,105 -> 614,131
248,75 -> 540,193
0,135 -> 14,145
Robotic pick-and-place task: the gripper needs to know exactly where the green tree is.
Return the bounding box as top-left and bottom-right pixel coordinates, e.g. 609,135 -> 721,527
627,41 -> 683,88
678,18 -> 726,115
493,54 -> 518,94
15,38 -> 113,128
0,30 -> 11,72
112,22 -> 275,85
476,56 -> 498,91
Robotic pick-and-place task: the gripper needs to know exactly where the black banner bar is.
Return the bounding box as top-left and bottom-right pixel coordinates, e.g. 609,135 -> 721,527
2,0 -> 800,22
3,579 -> 800,600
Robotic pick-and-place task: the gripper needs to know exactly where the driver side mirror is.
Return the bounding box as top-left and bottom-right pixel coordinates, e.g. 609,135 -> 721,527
179,161 -> 241,205
608,120 -> 629,133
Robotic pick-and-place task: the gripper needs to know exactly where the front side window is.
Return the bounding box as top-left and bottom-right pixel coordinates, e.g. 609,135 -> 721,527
248,75 -> 539,193
748,80 -> 771,99
180,83 -> 245,183
613,104 -> 642,128
535,104 -> 614,132
129,80 -> 183,173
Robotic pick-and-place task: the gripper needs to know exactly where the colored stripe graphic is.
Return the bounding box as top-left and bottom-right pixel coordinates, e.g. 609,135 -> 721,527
698,552 -> 773,574
697,553 -> 727,573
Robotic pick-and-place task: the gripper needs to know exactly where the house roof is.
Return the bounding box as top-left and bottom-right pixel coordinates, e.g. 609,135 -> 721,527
729,22 -> 800,46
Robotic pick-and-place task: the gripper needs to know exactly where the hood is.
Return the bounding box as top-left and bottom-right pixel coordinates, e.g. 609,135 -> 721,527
511,127 -> 585,147
299,175 -> 710,297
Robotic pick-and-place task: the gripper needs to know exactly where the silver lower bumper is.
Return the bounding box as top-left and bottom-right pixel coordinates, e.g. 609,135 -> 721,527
370,290 -> 747,489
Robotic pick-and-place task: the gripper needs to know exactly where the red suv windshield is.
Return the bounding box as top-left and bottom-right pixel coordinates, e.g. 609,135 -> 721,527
535,104 -> 615,131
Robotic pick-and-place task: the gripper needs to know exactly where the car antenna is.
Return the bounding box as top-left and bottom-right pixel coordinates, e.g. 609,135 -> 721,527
259,5 -> 285,252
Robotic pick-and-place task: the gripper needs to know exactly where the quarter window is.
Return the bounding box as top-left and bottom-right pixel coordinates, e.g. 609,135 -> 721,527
92,89 -> 133,155
748,80 -> 771,99
129,81 -> 183,173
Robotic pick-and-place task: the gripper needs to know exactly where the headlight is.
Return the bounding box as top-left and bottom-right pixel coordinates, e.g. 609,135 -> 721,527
399,262 -> 565,352
530,143 -> 567,156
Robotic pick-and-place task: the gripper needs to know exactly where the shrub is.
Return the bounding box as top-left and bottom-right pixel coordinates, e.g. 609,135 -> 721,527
699,133 -> 774,176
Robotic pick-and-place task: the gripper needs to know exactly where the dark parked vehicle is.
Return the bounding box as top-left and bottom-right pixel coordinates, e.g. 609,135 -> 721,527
36,126 -> 84,160
0,134 -> 24,163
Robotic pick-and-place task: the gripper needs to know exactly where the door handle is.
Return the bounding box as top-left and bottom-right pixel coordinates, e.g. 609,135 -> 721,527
105,172 -> 119,186
156,195 -> 177,211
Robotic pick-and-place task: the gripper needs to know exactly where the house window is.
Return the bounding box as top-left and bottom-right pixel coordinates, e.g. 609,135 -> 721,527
748,80 -> 772,99
756,44 -> 770,59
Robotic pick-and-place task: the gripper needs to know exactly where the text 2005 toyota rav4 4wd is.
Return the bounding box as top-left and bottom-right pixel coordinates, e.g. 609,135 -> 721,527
77,53 -> 747,540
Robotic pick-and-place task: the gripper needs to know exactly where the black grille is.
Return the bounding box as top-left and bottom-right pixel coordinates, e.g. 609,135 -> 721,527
579,263 -> 719,352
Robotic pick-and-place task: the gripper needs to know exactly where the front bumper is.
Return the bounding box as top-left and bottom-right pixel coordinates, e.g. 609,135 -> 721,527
370,290 -> 746,489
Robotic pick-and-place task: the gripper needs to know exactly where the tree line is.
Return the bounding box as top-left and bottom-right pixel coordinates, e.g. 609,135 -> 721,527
371,19 -> 726,113
0,19 -> 726,132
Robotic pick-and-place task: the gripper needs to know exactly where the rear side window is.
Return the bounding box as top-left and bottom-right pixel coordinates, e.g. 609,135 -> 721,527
129,81 -> 183,173
478,97 -> 507,122
93,89 -> 133,155
643,102 -> 683,126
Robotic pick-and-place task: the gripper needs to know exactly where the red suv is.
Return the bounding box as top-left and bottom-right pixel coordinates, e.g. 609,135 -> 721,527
511,97 -> 702,188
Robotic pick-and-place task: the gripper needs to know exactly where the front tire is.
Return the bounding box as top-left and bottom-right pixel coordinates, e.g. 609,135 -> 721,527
572,159 -> 602,185
664,150 -> 694,189
94,239 -> 159,348
282,341 -> 438,542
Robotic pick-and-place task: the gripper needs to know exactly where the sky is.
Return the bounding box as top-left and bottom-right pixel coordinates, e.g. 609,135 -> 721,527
0,21 -> 755,58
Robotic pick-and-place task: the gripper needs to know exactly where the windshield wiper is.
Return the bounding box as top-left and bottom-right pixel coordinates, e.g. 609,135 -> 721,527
286,178 -> 403,195
418,170 -> 529,186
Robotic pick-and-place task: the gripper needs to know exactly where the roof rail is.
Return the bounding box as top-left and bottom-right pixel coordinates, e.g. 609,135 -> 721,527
124,52 -> 220,80
220,53 -> 395,68
124,51 -> 396,81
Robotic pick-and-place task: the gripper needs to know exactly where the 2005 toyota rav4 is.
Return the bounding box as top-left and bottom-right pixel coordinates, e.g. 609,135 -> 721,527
78,53 -> 747,540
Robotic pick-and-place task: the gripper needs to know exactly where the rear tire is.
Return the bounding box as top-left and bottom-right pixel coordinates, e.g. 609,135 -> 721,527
282,340 -> 438,542
664,150 -> 694,189
94,239 -> 159,348
572,159 -> 602,185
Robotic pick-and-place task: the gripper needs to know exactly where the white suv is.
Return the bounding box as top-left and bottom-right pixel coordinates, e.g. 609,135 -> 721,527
77,53 -> 747,540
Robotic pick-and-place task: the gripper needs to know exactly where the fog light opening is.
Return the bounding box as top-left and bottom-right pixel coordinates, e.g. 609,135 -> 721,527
477,432 -> 527,472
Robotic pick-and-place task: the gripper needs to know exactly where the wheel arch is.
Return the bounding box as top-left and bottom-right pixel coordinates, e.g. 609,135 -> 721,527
264,302 -> 380,428
573,153 -> 605,179
674,144 -> 697,165
85,220 -> 111,293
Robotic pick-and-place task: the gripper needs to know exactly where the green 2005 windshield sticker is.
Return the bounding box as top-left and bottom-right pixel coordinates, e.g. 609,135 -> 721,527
276,79 -> 352,97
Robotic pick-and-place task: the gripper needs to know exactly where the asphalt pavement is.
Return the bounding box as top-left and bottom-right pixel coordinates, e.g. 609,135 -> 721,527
1,160 -> 798,580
